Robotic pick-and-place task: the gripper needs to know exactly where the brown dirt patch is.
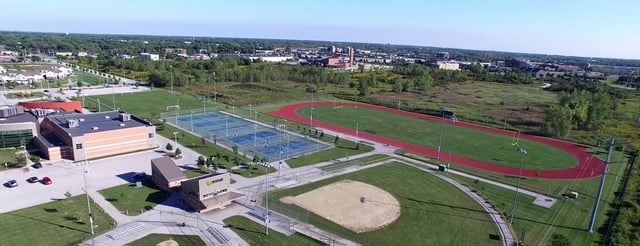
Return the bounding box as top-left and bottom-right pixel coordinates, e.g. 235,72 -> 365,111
280,180 -> 400,233
156,239 -> 179,246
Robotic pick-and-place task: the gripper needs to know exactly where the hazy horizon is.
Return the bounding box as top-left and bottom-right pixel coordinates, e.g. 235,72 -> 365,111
1,0 -> 638,60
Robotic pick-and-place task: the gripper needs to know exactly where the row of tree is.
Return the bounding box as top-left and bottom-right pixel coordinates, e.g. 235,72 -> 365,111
544,87 -> 614,137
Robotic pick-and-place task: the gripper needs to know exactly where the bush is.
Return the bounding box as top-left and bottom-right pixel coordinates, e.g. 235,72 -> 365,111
550,234 -> 570,246
165,143 -> 173,151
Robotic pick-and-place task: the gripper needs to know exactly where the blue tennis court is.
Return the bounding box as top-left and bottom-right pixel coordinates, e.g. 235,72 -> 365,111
169,111 -> 329,161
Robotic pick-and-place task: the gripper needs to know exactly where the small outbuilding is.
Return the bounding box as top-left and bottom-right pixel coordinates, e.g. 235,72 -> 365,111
151,157 -> 187,191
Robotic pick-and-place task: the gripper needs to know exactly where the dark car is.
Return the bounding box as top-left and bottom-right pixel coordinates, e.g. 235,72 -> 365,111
43,89 -> 50,92
6,180 -> 18,187
132,172 -> 147,181
32,162 -> 43,169
27,177 -> 39,183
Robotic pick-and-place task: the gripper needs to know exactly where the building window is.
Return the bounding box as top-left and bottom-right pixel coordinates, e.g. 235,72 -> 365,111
148,133 -> 154,138
75,143 -> 83,149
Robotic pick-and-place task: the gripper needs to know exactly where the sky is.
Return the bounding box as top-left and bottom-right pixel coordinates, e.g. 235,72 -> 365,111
1,0 -> 639,59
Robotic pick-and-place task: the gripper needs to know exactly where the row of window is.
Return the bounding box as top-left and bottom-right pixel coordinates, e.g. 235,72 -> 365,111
0,130 -> 33,148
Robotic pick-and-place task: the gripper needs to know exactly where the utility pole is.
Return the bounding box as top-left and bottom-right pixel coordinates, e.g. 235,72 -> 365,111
588,138 -> 616,232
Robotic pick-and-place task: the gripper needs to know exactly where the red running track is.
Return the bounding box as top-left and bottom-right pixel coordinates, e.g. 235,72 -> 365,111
268,102 -> 605,180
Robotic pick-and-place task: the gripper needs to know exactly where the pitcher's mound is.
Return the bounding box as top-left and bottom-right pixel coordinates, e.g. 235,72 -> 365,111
281,179 -> 400,233
156,239 -> 178,246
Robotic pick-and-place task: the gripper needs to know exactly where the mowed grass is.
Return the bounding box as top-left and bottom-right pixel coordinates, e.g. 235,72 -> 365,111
99,179 -> 169,216
0,195 -> 114,246
298,105 -> 577,170
450,150 -> 627,246
223,216 -> 324,246
268,162 -> 501,246
126,233 -> 206,246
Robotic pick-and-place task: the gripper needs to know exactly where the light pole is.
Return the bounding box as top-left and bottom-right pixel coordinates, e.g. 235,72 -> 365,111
355,120 -> 359,143
254,124 -> 258,147
96,99 -> 101,112
203,96 -> 207,114
225,115 -> 229,136
249,104 -> 252,120
264,163 -> 269,235
588,138 -> 617,232
172,132 -> 178,148
190,110 -> 194,132
509,147 -> 527,224
437,111 -> 444,159
112,87 -> 116,110
212,72 -> 216,103
447,117 -> 457,169
176,99 -> 180,126
82,148 -> 95,235
232,99 -> 235,114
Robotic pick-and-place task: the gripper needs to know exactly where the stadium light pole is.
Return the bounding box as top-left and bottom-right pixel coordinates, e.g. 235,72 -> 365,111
82,148 -> 95,235
254,124 -> 258,147
355,120 -> 359,143
509,147 -> 527,224
225,115 -> 229,136
212,72 -> 216,103
203,96 -> 206,114
249,104 -> 252,120
190,110 -> 194,132
172,132 -> 178,148
112,87 -> 116,111
437,110 -> 444,159
232,99 -> 235,114
176,99 -> 180,126
264,163 -> 269,235
446,117 -> 457,169
588,138 -> 616,232
96,99 -> 101,112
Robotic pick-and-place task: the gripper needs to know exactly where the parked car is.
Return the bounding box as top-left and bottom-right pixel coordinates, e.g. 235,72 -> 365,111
132,172 -> 147,181
42,177 -> 52,185
27,177 -> 39,183
6,180 -> 18,187
32,162 -> 43,169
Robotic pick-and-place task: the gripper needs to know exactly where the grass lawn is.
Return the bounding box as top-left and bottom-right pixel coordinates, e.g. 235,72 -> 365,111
268,162 -> 501,246
0,195 -> 114,246
224,216 -> 324,246
318,154 -> 390,172
0,148 -> 17,167
182,168 -> 214,178
99,179 -> 169,216
126,233 -> 206,246
449,150 -> 627,246
73,71 -> 108,85
286,137 -> 374,168
297,105 -> 577,170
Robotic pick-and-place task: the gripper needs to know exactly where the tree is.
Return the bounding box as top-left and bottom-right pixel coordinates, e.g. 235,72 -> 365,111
357,80 -> 369,96
201,136 -> 206,146
545,105 -> 574,137
550,234 -> 571,246
174,148 -> 182,158
334,135 -> 340,143
197,156 -> 205,166
30,55 -> 41,62
253,154 -> 260,163
165,143 -> 173,151
14,153 -> 27,167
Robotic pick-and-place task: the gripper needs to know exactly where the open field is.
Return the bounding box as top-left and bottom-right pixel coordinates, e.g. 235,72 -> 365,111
223,216 -> 324,246
0,195 -> 114,246
0,148 -> 17,168
286,137 -> 374,168
296,104 -> 576,170
450,150 -> 627,246
268,162 -> 501,246
99,179 -> 168,216
126,233 -> 206,246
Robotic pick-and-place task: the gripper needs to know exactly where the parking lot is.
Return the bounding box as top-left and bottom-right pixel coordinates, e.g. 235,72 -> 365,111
0,148 -> 164,213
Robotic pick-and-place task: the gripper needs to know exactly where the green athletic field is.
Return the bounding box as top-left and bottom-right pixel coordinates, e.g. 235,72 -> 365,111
297,105 -> 578,170
268,162 -> 502,246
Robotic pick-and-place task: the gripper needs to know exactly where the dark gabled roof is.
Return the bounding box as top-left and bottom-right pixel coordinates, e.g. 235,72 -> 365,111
151,157 -> 187,182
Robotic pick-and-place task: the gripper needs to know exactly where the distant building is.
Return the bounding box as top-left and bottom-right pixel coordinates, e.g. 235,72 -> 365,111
180,172 -> 244,213
505,59 -> 532,70
139,53 -> 160,61
37,111 -> 156,161
151,157 -> 188,191
56,52 -> 73,57
436,61 -> 460,70
163,48 -> 188,57
117,54 -> 132,59
76,52 -> 88,57
436,52 -> 450,61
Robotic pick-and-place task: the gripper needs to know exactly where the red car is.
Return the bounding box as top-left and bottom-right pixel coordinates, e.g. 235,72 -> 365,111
42,177 -> 52,185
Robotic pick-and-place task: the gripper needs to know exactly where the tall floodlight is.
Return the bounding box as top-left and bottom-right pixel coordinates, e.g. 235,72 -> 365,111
588,138 -> 616,232
264,164 -> 269,235
225,115 -> 229,136
190,111 -> 194,132
509,147 -> 527,224
212,72 -> 216,103
437,111 -> 444,159
82,149 -> 95,235
254,124 -> 258,146
176,99 -> 180,125
112,87 -> 116,110
355,120 -> 359,143
96,99 -> 101,112
446,117 -> 457,169
172,132 -> 178,148
203,96 -> 207,113
232,99 -> 235,114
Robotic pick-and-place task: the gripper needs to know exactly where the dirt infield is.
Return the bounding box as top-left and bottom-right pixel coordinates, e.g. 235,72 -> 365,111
281,180 -> 400,233
156,239 -> 178,246
268,101 -> 605,179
